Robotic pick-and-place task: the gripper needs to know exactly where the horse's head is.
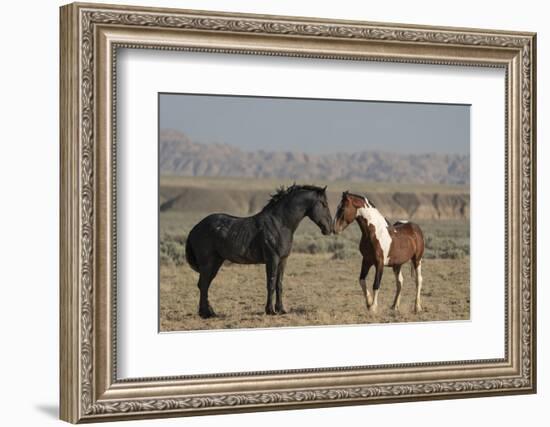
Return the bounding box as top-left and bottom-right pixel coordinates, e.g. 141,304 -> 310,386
306,186 -> 333,236
333,191 -> 367,234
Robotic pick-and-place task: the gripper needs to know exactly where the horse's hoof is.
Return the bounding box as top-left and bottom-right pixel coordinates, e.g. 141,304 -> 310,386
415,305 -> 423,313
368,304 -> 378,313
275,306 -> 287,315
391,305 -> 400,311
199,308 -> 217,319
199,312 -> 212,319
265,307 -> 276,315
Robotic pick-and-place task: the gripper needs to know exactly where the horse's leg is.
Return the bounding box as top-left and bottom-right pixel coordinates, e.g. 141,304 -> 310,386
275,257 -> 288,314
265,255 -> 280,315
369,264 -> 383,312
391,265 -> 403,311
197,256 -> 223,319
359,258 -> 373,309
414,259 -> 423,313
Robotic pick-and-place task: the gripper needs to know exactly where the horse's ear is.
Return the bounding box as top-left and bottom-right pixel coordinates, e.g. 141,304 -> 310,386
342,191 -> 352,205
340,191 -> 347,203
322,185 -> 327,193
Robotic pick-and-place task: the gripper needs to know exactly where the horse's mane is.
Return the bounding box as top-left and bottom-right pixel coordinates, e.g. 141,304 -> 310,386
262,184 -> 325,211
343,191 -> 391,226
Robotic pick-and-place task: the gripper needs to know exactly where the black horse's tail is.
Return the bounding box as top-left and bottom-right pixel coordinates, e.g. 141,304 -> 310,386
185,239 -> 199,272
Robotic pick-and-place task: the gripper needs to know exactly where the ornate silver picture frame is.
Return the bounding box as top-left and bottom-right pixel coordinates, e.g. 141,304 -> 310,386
60,2 -> 536,423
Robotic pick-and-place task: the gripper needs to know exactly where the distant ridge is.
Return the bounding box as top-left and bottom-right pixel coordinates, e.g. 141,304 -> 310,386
160,129 -> 469,185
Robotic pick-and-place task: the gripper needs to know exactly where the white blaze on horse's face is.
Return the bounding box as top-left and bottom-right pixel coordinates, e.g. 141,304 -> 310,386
356,197 -> 393,265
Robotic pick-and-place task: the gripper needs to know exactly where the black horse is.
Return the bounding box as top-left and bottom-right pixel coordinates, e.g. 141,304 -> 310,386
185,184 -> 333,318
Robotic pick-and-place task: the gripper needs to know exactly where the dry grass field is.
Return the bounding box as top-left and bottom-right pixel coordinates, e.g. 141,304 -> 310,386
160,254 -> 470,331
159,177 -> 470,332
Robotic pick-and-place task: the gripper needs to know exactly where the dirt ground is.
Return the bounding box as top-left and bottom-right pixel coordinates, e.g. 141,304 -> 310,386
159,253 -> 470,331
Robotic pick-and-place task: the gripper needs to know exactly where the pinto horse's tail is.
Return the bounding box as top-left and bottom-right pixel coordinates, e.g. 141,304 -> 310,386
185,239 -> 199,272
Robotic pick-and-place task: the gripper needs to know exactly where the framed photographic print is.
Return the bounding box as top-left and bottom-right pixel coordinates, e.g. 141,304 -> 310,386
59,2 -> 537,423
158,94 -> 470,330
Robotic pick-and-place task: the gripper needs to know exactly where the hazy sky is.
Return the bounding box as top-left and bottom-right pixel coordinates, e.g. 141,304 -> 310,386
159,93 -> 470,155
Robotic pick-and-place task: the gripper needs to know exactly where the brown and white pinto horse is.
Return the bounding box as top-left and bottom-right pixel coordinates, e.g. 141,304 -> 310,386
333,191 -> 425,313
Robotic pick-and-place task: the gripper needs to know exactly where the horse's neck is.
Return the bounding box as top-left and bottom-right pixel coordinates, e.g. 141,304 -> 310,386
268,196 -> 308,232
356,206 -> 390,242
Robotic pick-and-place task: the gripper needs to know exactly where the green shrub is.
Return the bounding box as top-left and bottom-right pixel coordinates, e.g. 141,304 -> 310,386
160,233 -> 187,265
331,246 -> 358,260
292,234 -> 329,254
292,233 -> 357,256
423,234 -> 469,259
